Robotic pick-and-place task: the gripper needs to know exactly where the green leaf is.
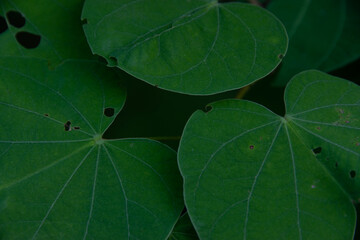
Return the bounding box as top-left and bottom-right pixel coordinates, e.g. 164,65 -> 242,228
0,57 -> 183,239
178,70 -> 358,239
0,0 -> 93,64
169,213 -> 199,240
267,0 -> 355,86
82,0 -> 288,95
318,0 -> 360,72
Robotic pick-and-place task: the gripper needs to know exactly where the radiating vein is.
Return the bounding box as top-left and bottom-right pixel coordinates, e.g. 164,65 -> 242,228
0,66 -> 98,135
0,144 -> 92,191
290,103 -> 359,117
103,144 -> 130,240
284,124 -> 302,240
31,146 -> 95,239
291,120 -> 359,156
291,117 -> 360,130
83,146 -> 100,240
243,122 -> 282,240
194,119 -> 280,195
105,142 -> 172,197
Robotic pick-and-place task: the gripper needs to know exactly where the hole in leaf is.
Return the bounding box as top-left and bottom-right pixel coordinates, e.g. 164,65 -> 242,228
249,145 -> 254,150
73,126 -> 80,130
204,105 -> 213,113
312,147 -> 322,154
335,162 -> 338,168
278,54 -> 284,59
0,16 -> 8,34
350,170 -> 356,178
104,107 -> 115,117
6,11 -> 25,28
15,31 -> 41,49
64,121 -> 71,131
81,18 -> 88,25
44,113 -> 49,117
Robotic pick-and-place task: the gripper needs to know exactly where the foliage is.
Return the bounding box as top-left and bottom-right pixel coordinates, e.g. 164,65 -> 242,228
0,0 -> 359,239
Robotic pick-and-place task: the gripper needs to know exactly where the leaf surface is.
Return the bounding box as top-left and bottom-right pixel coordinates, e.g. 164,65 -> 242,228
0,57 -> 183,239
82,0 -> 288,94
178,70 -> 359,239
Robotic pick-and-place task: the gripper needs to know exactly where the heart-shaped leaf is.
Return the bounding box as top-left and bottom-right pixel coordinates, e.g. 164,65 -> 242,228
82,0 -> 288,94
0,57 -> 183,239
178,70 -> 359,239
268,0 -> 360,85
0,0 -> 93,64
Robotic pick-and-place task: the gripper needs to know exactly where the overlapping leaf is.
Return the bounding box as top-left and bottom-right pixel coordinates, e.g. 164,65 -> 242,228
0,57 -> 183,239
178,70 -> 359,239
268,0 -> 360,85
82,0 -> 288,94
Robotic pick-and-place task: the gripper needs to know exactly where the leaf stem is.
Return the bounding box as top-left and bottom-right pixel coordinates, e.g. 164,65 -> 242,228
235,85 -> 252,99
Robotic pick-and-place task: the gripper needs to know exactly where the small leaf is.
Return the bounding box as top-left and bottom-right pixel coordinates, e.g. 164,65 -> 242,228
82,0 -> 288,94
0,57 -> 183,239
178,70 -> 358,239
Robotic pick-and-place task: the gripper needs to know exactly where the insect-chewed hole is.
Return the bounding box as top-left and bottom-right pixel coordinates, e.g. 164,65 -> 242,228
44,113 -> 49,117
0,16 -> 8,34
108,56 -> 118,66
203,105 -> 213,113
6,11 -> 25,28
312,147 -> 322,154
104,107 -> 115,117
278,53 -> 284,59
16,31 -> 41,49
64,121 -> 71,131
81,18 -> 88,25
73,126 -> 80,130
350,170 -> 356,179
249,145 -> 254,150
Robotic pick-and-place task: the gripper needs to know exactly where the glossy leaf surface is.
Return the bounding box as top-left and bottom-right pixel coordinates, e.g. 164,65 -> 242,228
82,0 -> 288,94
179,70 -> 359,239
0,57 -> 183,239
